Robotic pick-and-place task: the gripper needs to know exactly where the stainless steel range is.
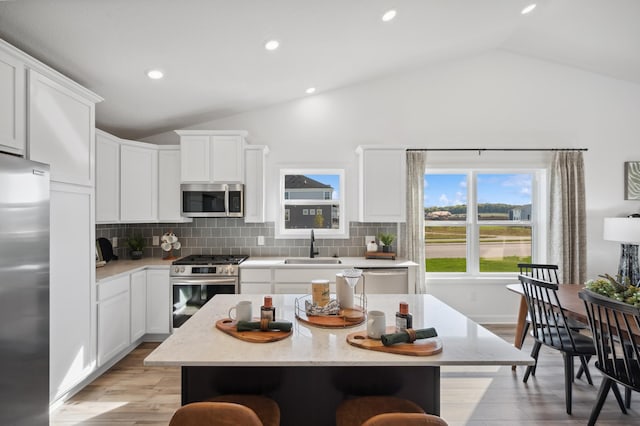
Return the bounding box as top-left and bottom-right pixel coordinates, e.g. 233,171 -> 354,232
170,254 -> 248,329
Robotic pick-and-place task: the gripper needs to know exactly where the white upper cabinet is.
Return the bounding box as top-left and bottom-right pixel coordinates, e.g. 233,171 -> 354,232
95,130 -> 120,223
357,146 -> 406,222
0,47 -> 25,155
28,69 -> 97,187
158,147 -> 186,222
95,130 -> 191,224
120,141 -> 158,222
244,145 -> 268,223
177,130 -> 246,183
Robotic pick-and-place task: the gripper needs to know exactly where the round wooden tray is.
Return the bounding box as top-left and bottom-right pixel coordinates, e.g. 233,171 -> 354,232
294,296 -> 366,328
215,318 -> 292,343
346,326 -> 443,356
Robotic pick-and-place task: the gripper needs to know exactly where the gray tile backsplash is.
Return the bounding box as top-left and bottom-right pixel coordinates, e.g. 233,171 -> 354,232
96,220 -> 405,260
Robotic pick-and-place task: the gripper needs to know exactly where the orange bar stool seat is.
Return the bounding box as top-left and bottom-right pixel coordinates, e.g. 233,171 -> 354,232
336,396 -> 426,426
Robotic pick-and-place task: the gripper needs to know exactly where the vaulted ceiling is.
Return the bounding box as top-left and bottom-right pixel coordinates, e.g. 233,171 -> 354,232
1,0 -> 638,140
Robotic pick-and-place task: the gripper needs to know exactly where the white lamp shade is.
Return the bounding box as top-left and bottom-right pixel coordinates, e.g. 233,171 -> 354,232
603,217 -> 640,244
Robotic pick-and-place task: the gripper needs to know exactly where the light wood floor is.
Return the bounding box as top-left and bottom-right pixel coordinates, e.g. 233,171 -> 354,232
51,325 -> 638,425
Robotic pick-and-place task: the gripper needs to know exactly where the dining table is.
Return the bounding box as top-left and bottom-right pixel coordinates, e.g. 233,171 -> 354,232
145,293 -> 533,426
507,283 -> 589,356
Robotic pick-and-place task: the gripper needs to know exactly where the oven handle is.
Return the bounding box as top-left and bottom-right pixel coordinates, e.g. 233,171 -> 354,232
171,278 -> 237,285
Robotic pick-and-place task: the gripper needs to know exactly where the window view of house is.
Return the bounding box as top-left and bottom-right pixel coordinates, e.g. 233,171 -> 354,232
425,172 -> 533,273
282,173 -> 340,230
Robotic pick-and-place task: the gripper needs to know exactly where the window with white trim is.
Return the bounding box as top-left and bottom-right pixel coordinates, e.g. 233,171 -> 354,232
424,169 -> 544,275
277,169 -> 347,238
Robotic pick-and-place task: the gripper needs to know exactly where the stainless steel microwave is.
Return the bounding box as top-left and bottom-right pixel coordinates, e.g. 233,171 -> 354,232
181,183 -> 244,217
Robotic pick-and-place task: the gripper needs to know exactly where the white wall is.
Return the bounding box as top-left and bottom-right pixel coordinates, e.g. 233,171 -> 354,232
144,50 -> 640,322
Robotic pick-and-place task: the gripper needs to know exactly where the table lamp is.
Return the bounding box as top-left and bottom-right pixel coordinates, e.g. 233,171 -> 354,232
603,216 -> 640,286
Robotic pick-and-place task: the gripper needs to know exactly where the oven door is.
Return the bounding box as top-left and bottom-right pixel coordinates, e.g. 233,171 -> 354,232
171,277 -> 238,329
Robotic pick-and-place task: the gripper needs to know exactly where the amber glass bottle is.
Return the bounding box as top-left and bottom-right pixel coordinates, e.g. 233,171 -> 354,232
395,302 -> 413,332
260,296 -> 276,321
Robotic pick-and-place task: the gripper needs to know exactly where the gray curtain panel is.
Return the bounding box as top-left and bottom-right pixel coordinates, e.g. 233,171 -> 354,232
548,151 -> 587,284
406,151 -> 427,293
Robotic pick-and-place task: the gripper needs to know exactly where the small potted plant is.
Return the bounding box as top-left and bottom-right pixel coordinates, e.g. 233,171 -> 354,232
378,233 -> 395,253
127,235 -> 145,260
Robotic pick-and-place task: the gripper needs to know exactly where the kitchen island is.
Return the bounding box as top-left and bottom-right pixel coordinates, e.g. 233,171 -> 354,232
145,294 -> 532,425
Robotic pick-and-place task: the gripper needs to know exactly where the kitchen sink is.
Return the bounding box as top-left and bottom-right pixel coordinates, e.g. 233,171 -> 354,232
283,257 -> 342,265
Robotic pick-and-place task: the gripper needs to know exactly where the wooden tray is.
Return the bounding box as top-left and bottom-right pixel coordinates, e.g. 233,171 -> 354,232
215,318 -> 292,343
365,251 -> 396,260
296,306 -> 366,328
346,326 -> 443,356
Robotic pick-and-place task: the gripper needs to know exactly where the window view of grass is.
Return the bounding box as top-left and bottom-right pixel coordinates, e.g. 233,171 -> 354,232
425,172 -> 534,274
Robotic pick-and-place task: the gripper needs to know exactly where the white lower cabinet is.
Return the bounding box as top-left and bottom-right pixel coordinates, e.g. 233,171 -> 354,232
273,268 -> 341,294
146,269 -> 171,334
239,268 -> 272,294
97,275 -> 130,367
130,270 -> 147,342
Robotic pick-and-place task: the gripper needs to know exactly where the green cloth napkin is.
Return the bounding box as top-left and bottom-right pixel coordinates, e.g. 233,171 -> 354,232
236,320 -> 292,332
381,327 -> 438,346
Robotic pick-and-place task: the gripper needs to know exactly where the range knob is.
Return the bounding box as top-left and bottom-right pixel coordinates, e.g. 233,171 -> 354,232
173,266 -> 180,273
180,266 -> 186,273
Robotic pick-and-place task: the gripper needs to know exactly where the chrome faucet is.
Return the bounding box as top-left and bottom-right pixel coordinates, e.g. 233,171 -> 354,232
310,229 -> 319,258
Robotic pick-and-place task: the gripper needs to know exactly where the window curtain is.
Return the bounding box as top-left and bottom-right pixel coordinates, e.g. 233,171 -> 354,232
548,151 -> 586,284
406,151 -> 427,293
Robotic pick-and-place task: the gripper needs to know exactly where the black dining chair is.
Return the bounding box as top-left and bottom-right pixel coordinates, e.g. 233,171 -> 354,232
517,263 -> 592,383
518,274 -> 597,414
579,289 -> 640,426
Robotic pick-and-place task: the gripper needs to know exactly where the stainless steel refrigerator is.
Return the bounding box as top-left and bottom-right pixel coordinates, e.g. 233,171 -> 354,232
0,152 -> 50,425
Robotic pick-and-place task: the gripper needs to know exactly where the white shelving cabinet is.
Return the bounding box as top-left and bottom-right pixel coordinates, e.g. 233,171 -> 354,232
177,130 -> 247,183
244,145 -> 268,223
120,141 -> 158,222
356,146 -> 406,222
28,68 -> 96,187
95,130 -> 120,223
0,45 -> 25,155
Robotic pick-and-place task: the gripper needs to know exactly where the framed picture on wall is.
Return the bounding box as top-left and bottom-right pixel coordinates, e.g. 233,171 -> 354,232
625,161 -> 640,200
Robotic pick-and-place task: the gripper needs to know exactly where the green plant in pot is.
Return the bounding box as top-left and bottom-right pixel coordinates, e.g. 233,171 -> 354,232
378,233 -> 395,253
127,235 -> 145,260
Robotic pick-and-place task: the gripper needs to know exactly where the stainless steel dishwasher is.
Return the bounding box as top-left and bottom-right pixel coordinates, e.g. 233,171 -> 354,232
356,268 -> 409,294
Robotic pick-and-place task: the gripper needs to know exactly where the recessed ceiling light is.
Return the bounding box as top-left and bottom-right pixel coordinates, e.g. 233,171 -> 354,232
305,87 -> 316,94
382,9 -> 397,22
146,69 -> 164,80
521,4 -> 536,14
265,40 -> 280,51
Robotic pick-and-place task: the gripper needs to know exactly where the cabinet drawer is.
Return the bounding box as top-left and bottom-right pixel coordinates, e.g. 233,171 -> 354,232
98,275 -> 130,301
241,269 -> 271,282
240,282 -> 272,294
274,269 -> 342,283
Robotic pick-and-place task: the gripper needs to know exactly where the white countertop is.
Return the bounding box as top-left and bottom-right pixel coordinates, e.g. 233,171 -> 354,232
96,258 -> 173,282
144,293 -> 533,368
240,257 -> 418,269
96,256 -> 418,282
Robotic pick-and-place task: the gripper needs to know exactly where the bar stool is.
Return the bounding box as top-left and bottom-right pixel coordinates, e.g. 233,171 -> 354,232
362,413 -> 449,426
168,402 -> 262,426
336,396 -> 426,426
208,394 -> 280,426
169,395 -> 280,426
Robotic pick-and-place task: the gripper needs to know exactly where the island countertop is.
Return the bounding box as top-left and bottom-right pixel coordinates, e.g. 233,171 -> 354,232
144,293 -> 532,368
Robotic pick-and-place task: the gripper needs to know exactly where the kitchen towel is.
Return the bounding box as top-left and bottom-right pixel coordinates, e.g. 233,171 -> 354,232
236,320 -> 293,332
381,327 -> 438,346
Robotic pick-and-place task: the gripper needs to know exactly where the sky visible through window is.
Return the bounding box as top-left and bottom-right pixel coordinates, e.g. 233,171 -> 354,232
306,174 -> 340,199
425,173 -> 532,207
